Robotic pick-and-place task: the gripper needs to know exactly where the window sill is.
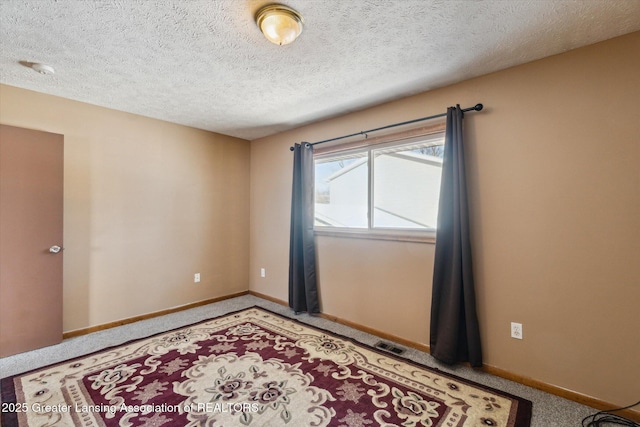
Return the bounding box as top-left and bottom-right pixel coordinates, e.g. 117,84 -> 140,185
314,228 -> 436,244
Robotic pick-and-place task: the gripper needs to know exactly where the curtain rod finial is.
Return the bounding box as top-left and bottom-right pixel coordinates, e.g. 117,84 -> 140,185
474,103 -> 483,111
290,146 -> 295,151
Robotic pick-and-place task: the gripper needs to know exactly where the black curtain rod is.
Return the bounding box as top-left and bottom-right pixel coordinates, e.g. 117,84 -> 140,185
289,103 -> 483,151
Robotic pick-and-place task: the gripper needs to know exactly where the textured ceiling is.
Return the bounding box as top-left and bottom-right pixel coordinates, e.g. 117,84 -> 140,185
1,1 -> 640,141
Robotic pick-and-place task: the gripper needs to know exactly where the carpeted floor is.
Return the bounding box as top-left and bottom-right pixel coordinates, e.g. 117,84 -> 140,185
0,295 -> 610,426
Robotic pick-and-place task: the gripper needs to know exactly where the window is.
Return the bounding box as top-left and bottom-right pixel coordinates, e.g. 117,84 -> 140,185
314,130 -> 445,240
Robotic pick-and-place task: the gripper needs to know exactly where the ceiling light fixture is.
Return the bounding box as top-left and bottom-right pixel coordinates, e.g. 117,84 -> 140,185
30,63 -> 55,75
255,4 -> 303,46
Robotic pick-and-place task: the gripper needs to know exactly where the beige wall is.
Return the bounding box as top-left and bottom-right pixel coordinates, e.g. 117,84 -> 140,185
250,31 -> 640,408
0,85 -> 250,332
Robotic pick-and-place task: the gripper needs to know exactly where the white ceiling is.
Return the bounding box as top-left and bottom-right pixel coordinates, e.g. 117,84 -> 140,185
1,1 -> 639,141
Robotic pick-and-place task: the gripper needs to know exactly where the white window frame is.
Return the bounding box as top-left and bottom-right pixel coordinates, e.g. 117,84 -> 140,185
313,124 -> 445,243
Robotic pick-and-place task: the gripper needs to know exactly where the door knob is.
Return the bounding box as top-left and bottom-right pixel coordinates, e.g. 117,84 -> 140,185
49,245 -> 62,254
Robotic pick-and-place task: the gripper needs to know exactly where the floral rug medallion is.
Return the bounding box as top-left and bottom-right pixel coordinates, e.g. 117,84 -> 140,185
1,307 -> 531,426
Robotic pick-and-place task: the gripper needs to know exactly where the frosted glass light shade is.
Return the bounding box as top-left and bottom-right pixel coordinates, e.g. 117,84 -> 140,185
256,5 -> 303,46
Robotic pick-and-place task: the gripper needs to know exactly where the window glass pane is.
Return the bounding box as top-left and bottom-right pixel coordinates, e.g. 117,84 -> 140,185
315,152 -> 368,228
372,138 -> 444,229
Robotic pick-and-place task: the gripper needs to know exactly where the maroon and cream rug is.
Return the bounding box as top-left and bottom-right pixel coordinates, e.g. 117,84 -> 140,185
1,307 -> 531,426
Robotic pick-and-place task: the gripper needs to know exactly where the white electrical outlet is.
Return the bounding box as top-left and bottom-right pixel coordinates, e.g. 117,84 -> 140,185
511,322 -> 523,339
194,273 -> 200,283
260,268 -> 266,278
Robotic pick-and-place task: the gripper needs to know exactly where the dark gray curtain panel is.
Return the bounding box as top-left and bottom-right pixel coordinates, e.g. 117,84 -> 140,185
430,106 -> 483,367
289,143 -> 320,314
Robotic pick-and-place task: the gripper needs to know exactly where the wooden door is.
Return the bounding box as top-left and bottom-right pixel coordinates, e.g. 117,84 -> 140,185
0,124 -> 64,357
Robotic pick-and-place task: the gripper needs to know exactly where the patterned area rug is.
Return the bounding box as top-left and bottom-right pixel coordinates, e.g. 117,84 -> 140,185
1,307 -> 531,426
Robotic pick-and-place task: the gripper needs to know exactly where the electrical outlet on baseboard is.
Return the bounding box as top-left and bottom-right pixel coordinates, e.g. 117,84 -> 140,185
511,322 -> 523,339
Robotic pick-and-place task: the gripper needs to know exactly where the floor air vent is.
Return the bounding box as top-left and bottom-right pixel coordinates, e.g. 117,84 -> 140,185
374,341 -> 405,355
